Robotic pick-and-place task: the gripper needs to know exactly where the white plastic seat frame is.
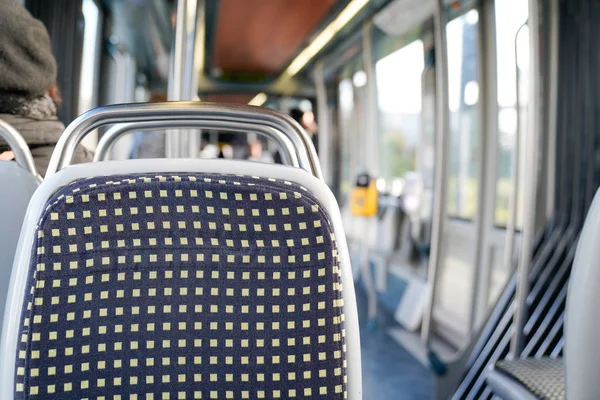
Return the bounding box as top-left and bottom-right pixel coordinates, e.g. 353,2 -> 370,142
485,368 -> 540,400
0,103 -> 361,399
485,188 -> 600,400
0,120 -> 40,362
0,119 -> 39,180
565,188 -> 600,400
45,102 -> 322,179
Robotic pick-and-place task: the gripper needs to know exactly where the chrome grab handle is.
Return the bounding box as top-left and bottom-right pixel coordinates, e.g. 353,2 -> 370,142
422,0 -> 450,352
94,120 -> 296,167
0,119 -> 39,179
511,0 -> 541,356
46,102 -> 322,179
503,21 -> 529,279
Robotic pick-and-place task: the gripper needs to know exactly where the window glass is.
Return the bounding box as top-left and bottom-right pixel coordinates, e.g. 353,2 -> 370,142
375,40 -> 425,182
494,0 -> 529,228
445,10 -> 480,220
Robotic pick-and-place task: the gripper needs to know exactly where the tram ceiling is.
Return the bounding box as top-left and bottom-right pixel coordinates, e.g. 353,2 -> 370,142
209,0 -> 338,76
203,0 -> 392,94
103,0 -> 345,91
105,0 -> 397,94
204,0 -> 473,84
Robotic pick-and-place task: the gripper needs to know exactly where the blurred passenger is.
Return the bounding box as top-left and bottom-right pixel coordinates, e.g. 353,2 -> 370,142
217,144 -> 234,159
273,149 -> 283,164
247,140 -> 263,161
290,108 -> 305,126
302,111 -> 319,138
247,140 -> 274,163
290,108 -> 319,153
270,108 -> 310,164
199,143 -> 219,158
128,93 -> 168,158
0,2 -> 91,176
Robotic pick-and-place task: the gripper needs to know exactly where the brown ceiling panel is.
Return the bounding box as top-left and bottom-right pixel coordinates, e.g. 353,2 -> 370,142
213,0 -> 338,75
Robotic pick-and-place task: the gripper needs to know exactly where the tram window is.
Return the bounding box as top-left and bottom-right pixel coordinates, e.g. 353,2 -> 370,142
375,40 -> 425,183
445,10 -> 481,220
494,0 -> 529,229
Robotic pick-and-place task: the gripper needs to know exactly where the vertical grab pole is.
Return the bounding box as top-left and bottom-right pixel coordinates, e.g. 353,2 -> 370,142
511,0 -> 541,358
503,22 -> 529,280
314,62 -> 332,186
361,217 -> 377,328
167,0 -> 187,158
362,21 -> 379,174
422,0 -> 450,348
185,0 -> 205,158
361,21 -> 379,329
545,0 -> 559,219
167,0 -> 204,158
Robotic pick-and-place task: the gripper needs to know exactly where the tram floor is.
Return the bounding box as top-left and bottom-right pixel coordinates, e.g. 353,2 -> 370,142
356,288 -> 433,399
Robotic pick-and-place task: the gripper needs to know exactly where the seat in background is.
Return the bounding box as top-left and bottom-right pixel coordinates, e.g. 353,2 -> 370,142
486,357 -> 564,400
487,187 -> 600,400
0,120 -> 40,343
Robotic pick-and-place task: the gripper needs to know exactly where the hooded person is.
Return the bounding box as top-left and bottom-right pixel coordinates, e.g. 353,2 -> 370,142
0,1 -> 91,176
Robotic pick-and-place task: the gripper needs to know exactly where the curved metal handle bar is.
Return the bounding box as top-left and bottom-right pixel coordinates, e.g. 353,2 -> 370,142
511,0 -> 541,356
94,120 -> 297,167
503,21 -> 529,276
422,0 -> 450,354
46,102 -> 322,179
0,119 -> 39,178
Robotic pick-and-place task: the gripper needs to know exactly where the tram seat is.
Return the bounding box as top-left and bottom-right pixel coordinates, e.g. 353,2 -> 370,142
486,357 -> 564,400
0,120 -> 40,346
0,162 -> 38,336
563,186 -> 600,399
487,188 -> 600,400
0,159 -> 361,399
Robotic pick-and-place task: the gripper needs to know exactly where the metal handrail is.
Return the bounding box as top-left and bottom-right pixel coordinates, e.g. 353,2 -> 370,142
45,102 -> 322,179
503,21 -> 529,281
94,120 -> 296,167
106,44 -> 128,104
422,0 -> 451,354
0,119 -> 39,178
314,61 -> 332,185
167,0 -> 205,158
511,0 -> 541,357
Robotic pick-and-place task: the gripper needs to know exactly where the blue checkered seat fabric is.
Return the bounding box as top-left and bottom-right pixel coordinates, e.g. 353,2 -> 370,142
14,173 -> 346,399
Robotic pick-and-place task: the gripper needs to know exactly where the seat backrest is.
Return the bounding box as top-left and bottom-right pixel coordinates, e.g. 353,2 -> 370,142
0,159 -> 361,399
0,162 -> 39,333
0,119 -> 40,355
565,188 -> 600,399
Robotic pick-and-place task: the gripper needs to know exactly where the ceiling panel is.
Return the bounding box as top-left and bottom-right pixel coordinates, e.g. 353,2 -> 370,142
213,0 -> 338,75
